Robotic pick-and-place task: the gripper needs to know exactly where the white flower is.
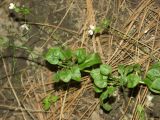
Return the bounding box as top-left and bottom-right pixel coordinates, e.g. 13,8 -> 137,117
20,24 -> 29,31
88,24 -> 96,36
89,24 -> 95,30
9,3 -> 15,10
88,29 -> 94,35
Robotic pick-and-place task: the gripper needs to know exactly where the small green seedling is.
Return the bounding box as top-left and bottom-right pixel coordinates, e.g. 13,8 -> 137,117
94,19 -> 110,34
137,104 -> 146,120
43,95 -> 59,111
44,47 -> 160,111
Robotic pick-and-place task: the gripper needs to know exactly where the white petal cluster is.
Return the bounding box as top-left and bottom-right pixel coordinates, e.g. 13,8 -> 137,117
88,24 -> 95,36
88,29 -> 94,36
9,3 -> 15,10
20,24 -> 29,31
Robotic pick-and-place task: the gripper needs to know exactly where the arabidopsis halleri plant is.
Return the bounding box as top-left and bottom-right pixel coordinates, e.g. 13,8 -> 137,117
88,24 -> 95,36
9,3 -> 15,10
20,24 -> 29,31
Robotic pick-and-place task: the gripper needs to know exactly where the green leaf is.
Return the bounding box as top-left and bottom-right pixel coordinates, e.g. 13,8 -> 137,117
94,27 -> 102,33
151,61 -> 160,69
45,54 -> 59,65
150,78 -> 160,93
127,74 -> 141,88
63,48 -> 72,60
101,19 -> 110,28
14,7 -> 30,15
94,75 -> 107,88
107,86 -> 116,96
133,64 -> 141,73
50,96 -> 59,103
100,87 -> 115,111
93,85 -> 103,93
99,86 -> 115,103
57,49 -> 65,61
144,63 -> 160,93
102,103 -> 112,111
137,104 -> 144,113
71,65 -> 81,82
100,64 -> 112,75
102,75 -> 108,80
74,48 -> 87,64
100,89 -> 109,104
137,104 -> 145,120
53,72 -> 60,82
43,95 -> 59,111
118,64 -> 135,76
124,65 -> 134,75
44,47 -> 65,64
43,96 -> 51,111
59,69 -> 72,82
79,53 -> 101,70
21,7 -> 30,15
118,64 -> 125,76
14,7 -> 21,13
90,69 -> 107,88
120,76 -> 128,85
143,78 -> 152,87
100,87 -> 116,102
147,68 -> 160,80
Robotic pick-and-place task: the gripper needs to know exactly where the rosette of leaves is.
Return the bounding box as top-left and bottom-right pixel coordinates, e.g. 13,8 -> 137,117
44,47 -> 101,83
118,64 -> 141,88
144,62 -> 160,93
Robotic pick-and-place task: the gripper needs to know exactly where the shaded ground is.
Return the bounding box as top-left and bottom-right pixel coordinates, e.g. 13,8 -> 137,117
0,0 -> 160,120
